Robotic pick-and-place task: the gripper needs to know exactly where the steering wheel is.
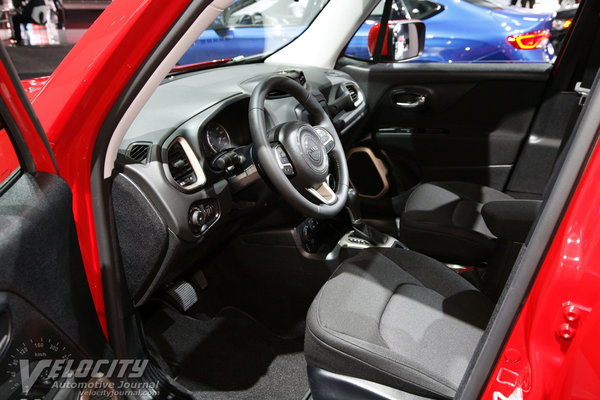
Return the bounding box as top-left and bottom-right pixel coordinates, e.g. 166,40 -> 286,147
249,75 -> 349,218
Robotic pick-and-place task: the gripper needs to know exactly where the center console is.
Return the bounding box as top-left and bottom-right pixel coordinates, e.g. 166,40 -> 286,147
296,188 -> 406,261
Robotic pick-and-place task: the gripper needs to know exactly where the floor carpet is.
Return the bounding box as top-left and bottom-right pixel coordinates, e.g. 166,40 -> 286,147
143,302 -> 309,400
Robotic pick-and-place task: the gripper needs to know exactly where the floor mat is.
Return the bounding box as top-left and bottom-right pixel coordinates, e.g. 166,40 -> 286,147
143,303 -> 308,400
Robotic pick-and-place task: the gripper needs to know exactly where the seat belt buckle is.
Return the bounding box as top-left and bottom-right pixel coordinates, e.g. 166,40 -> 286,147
575,82 -> 590,106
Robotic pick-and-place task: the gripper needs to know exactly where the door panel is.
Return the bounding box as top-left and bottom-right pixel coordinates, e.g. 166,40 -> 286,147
0,43 -> 109,398
0,172 -> 109,398
339,62 -> 551,191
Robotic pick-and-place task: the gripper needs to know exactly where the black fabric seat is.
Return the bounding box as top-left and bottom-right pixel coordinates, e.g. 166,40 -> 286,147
305,248 -> 494,399
399,181 -> 514,265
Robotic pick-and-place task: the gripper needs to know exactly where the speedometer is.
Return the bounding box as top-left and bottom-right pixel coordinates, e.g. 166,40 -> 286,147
205,122 -> 231,153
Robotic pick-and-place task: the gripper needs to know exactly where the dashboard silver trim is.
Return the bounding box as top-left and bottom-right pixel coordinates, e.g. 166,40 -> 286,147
307,181 -> 337,205
167,137 -> 207,190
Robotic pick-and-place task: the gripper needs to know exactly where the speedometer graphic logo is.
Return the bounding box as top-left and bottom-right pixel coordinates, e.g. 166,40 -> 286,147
4,336 -> 73,395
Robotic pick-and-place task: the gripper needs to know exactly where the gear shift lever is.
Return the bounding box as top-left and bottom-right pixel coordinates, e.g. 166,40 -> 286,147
345,188 -> 388,246
346,188 -> 363,225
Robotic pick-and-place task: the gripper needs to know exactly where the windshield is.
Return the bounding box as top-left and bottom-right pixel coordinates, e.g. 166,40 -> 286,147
178,0 -> 330,66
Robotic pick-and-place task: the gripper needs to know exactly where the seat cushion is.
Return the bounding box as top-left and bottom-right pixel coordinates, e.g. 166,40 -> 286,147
305,248 -> 494,399
400,181 -> 513,265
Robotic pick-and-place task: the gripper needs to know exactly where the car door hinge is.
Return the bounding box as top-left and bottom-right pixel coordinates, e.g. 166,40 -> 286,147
575,82 -> 590,106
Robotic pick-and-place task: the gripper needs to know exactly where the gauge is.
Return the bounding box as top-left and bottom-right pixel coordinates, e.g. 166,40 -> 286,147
204,122 -> 231,153
5,336 -> 74,394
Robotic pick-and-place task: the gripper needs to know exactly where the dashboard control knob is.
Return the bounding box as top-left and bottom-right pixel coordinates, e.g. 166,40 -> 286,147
188,199 -> 221,236
190,207 -> 207,226
212,151 -> 244,171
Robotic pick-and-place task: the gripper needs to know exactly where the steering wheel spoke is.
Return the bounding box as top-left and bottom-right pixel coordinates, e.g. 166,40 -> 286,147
307,181 -> 337,205
271,143 -> 295,177
314,126 -> 335,153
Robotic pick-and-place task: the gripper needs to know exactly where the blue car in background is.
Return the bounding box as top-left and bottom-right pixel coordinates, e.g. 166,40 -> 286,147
178,0 -> 555,65
346,0 -> 555,62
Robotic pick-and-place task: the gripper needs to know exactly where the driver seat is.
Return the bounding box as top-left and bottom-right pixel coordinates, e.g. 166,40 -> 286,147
305,248 -> 494,399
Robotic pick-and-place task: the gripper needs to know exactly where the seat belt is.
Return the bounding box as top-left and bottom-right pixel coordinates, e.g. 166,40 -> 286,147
506,25 -> 600,199
575,82 -> 590,106
574,39 -> 600,106
556,25 -> 600,156
540,69 -> 600,207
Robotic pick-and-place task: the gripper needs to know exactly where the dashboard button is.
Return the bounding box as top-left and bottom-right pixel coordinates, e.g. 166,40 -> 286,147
276,146 -> 290,163
314,127 -> 334,152
283,165 -> 295,176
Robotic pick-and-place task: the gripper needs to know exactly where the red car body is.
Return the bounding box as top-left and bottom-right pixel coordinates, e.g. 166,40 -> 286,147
27,0 -> 191,334
0,0 -> 599,398
483,139 -> 600,399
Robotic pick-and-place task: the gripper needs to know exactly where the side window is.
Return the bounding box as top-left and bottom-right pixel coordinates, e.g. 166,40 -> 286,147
344,0 -> 556,64
0,127 -> 20,186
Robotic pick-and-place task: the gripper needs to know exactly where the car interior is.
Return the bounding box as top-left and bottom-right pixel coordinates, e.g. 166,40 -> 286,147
98,0 -> 599,399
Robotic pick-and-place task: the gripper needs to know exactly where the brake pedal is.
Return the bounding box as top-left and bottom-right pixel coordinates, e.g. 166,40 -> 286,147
166,281 -> 198,312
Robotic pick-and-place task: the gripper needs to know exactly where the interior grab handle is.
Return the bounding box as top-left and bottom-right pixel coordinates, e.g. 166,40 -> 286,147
395,94 -> 427,109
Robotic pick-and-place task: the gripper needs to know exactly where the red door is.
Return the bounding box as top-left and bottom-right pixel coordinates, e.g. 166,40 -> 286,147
0,45 -> 109,398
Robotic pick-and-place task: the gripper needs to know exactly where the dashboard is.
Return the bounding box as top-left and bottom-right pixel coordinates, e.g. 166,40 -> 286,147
114,63 -> 367,304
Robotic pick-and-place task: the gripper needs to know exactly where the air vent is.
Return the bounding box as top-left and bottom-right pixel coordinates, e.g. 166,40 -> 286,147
128,143 -> 150,164
166,137 -> 206,191
347,86 -> 358,103
297,72 -> 306,87
345,83 -> 363,107
168,143 -> 195,186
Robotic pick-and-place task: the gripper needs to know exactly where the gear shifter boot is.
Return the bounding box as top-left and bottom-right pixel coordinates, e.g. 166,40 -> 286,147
345,188 -> 390,246
351,221 -> 389,246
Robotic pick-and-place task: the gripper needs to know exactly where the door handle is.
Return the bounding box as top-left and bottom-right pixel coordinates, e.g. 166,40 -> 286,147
394,94 -> 427,109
